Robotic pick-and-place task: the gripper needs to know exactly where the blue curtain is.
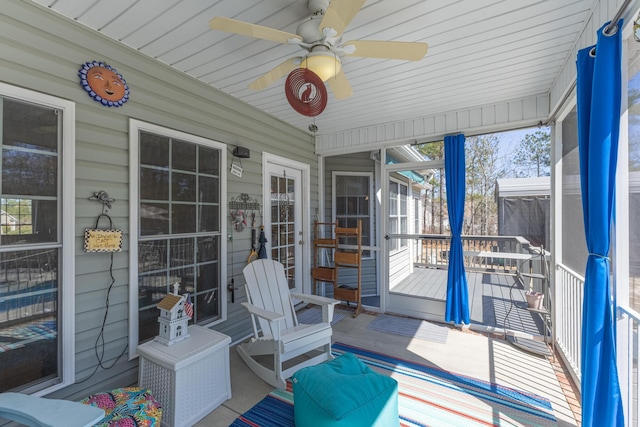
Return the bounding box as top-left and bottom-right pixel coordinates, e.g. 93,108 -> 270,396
444,133 -> 470,325
576,20 -> 624,427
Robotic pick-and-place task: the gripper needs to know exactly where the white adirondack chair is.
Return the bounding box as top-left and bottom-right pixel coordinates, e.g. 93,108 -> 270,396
239,259 -> 339,389
0,393 -> 104,427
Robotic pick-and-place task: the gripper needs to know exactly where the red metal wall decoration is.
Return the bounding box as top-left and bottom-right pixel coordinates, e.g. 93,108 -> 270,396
284,68 -> 327,117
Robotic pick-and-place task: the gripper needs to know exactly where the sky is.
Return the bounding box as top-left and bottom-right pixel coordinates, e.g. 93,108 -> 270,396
487,126 -> 551,177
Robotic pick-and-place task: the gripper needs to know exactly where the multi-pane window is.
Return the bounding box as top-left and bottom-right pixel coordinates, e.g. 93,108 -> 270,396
389,179 -> 408,251
0,94 -> 69,393
271,174 -> 296,288
135,127 -> 225,345
334,173 -> 372,257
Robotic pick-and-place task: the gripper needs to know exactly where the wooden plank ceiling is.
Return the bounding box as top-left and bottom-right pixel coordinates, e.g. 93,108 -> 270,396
30,0 -> 594,137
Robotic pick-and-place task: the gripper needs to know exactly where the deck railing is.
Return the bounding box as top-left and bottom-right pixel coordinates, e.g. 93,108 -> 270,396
550,263 -> 640,426
405,234 -> 640,424
409,234 -> 540,272
0,249 -> 58,326
555,263 -> 583,386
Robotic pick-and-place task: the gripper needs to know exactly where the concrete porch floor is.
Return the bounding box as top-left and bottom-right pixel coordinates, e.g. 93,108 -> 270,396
196,310 -> 579,427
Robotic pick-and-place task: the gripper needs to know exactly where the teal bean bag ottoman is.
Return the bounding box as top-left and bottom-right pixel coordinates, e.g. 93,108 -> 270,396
292,352 -> 399,427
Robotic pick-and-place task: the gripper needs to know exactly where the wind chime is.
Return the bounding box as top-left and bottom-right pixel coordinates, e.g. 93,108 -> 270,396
285,68 -> 327,117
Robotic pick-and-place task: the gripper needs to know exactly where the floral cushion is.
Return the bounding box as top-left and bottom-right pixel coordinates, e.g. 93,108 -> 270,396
79,387 -> 162,427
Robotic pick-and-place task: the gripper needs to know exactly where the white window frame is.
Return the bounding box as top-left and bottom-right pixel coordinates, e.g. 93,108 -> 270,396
389,177 -> 409,253
413,195 -> 421,234
332,171 -> 374,259
0,82 -> 76,395
128,119 -> 227,358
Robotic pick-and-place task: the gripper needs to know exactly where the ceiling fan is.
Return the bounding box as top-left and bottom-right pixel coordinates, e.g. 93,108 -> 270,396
209,0 -> 428,99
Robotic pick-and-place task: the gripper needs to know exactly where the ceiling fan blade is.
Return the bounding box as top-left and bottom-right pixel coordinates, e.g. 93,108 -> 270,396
327,70 -> 353,99
249,57 -> 301,90
209,17 -> 302,44
320,0 -> 367,37
343,40 -> 428,61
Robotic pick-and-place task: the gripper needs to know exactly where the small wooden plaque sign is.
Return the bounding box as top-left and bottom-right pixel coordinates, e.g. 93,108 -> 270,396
84,228 -> 123,252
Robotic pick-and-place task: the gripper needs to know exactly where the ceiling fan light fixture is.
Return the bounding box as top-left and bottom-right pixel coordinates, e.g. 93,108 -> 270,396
300,52 -> 341,82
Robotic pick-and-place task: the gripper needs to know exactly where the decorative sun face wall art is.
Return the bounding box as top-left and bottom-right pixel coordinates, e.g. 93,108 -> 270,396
78,61 -> 130,107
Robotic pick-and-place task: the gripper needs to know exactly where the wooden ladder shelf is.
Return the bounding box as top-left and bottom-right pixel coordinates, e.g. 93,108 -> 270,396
311,220 -> 363,317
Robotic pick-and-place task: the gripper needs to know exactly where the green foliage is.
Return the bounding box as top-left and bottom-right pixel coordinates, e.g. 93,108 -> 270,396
510,129 -> 551,177
2,198 -> 32,217
1,198 -> 32,235
415,141 -> 447,233
416,141 -> 444,160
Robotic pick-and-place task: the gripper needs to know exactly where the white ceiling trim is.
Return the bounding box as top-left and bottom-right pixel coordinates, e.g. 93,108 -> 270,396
315,94 -> 550,155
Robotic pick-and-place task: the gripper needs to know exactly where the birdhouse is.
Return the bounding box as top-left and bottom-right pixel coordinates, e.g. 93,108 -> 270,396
155,283 -> 192,346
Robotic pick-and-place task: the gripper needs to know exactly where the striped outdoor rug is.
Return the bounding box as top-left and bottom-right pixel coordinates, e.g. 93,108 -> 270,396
367,313 -> 449,343
296,306 -> 348,326
229,342 -> 557,427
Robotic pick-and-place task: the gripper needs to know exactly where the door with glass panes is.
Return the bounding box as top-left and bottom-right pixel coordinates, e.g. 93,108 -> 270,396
264,158 -> 304,293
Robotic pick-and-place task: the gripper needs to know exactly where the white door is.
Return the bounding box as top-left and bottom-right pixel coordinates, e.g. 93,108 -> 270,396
263,154 -> 309,293
383,161 -> 447,321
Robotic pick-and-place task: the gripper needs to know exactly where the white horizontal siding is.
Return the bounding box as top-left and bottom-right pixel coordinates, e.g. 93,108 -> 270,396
315,94 -> 550,155
389,248 -> 411,288
2,0 -> 315,400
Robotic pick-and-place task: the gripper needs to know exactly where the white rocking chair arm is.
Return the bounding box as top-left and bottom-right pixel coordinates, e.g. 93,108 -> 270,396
290,293 -> 338,324
241,302 -> 286,323
290,293 -> 338,307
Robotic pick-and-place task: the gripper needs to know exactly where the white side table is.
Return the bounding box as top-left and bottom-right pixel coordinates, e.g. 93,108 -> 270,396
138,325 -> 232,427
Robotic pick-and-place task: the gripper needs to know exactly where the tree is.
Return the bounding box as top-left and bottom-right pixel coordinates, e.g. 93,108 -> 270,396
1,198 -> 32,235
416,142 -> 447,234
417,141 -> 444,161
465,135 -> 505,235
510,129 -> 551,177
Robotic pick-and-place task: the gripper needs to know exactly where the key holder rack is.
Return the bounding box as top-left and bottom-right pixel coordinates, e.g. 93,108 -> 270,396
228,193 -> 260,211
229,193 -> 261,233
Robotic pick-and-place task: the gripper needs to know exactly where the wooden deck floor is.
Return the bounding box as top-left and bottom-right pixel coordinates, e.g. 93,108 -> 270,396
390,267 -> 547,343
